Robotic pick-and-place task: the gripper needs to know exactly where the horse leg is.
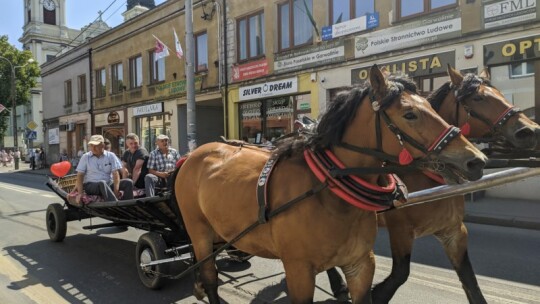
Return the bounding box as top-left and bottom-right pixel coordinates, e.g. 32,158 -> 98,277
190,228 -> 221,303
282,262 -> 316,304
435,223 -> 487,304
326,267 -> 350,302
371,226 -> 414,304
341,256 -> 375,304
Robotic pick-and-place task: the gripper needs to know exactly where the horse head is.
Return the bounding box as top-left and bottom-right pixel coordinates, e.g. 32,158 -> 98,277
431,65 -> 538,150
316,65 -> 486,184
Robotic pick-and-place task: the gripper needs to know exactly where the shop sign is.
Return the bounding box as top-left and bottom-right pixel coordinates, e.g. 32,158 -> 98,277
239,77 -> 298,101
355,11 -> 461,58
48,128 -> 59,145
107,111 -> 120,124
133,102 -> 163,116
232,59 -> 268,82
322,12 -> 379,41
266,97 -> 292,118
351,51 -> 455,84
484,0 -> 536,29
240,101 -> 262,120
274,40 -> 345,73
154,77 -> 202,96
484,34 -> 540,65
95,111 -> 124,127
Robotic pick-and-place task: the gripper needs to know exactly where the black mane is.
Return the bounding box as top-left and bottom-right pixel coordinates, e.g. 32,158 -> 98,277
275,75 -> 417,158
428,74 -> 491,112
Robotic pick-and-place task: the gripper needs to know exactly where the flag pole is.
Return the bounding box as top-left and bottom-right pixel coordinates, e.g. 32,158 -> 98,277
185,0 -> 197,152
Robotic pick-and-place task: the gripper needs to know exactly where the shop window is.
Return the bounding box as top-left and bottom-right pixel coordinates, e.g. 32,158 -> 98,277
278,0 -> 313,52
129,55 -> 143,88
195,32 -> 208,72
398,0 -> 456,20
64,80 -> 72,106
149,50 -> 166,83
330,0 -> 375,24
418,74 -> 447,97
95,68 -> 106,98
510,62 -> 534,78
111,62 -> 124,94
78,74 -> 87,103
237,11 -> 265,62
136,114 -> 172,150
491,64 -> 535,119
239,94 -> 312,143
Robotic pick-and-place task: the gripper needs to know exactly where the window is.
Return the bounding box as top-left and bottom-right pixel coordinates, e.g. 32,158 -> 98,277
195,32 -> 208,72
64,80 -> 72,106
78,74 -> 87,103
278,0 -> 313,51
330,0 -> 375,24
95,68 -> 106,98
111,62 -> 124,94
129,55 -> 143,88
398,0 -> 456,19
43,8 -> 56,25
27,9 -> 31,24
149,51 -> 166,83
510,62 -> 534,78
46,55 -> 55,62
237,11 -> 265,62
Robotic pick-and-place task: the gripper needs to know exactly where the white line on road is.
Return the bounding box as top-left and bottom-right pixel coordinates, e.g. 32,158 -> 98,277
0,184 -> 38,194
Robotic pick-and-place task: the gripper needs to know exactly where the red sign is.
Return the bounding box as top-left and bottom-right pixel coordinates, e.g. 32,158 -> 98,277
231,59 -> 268,82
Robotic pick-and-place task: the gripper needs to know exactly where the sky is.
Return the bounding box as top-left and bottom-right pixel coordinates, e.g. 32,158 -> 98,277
0,0 -> 166,49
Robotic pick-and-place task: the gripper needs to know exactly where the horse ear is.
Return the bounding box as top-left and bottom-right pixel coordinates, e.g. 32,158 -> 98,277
380,66 -> 391,78
447,64 -> 463,87
479,67 -> 491,80
370,64 -> 387,96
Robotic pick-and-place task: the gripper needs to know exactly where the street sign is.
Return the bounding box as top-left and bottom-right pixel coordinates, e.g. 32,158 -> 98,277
0,103 -> 6,114
26,120 -> 38,130
26,131 -> 37,140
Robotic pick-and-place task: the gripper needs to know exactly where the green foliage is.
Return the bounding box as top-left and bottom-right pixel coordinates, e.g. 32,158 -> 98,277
0,35 -> 40,141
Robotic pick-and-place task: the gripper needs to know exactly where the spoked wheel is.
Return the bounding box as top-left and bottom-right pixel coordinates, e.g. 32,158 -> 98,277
136,232 -> 169,289
46,203 -> 67,242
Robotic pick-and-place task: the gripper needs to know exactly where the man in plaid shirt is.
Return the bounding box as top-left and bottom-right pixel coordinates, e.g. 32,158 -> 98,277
145,134 -> 181,197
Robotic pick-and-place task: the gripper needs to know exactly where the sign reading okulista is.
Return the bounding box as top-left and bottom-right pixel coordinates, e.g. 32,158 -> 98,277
351,51 -> 455,84
355,11 -> 461,58
239,77 -> 298,101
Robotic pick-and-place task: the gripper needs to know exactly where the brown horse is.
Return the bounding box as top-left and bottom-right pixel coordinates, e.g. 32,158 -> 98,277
174,65 -> 487,304
369,66 -> 539,304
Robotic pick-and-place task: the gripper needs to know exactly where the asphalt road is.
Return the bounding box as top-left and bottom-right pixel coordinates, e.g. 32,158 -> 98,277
0,172 -> 539,303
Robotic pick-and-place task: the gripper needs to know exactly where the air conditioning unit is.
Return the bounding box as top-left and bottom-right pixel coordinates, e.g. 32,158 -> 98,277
66,123 -> 75,131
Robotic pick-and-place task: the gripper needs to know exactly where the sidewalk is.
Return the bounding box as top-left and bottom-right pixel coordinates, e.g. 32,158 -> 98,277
1,164 -> 539,230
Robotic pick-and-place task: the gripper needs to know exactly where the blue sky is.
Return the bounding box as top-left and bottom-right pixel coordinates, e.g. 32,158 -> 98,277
1,0 -> 166,49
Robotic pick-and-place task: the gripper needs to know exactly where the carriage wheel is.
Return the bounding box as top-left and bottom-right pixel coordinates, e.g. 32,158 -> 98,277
136,232 -> 169,289
46,203 -> 67,242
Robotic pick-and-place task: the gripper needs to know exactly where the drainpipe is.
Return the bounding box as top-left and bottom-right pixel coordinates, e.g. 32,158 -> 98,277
222,0 -> 229,138
88,48 -> 94,134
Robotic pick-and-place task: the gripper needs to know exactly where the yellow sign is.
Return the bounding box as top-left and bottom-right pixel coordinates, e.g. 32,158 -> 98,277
26,120 -> 38,130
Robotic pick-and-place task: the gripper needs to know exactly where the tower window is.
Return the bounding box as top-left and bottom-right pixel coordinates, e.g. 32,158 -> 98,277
44,8 -> 56,25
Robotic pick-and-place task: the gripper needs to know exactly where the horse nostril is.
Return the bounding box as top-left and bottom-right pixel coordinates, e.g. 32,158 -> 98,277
467,158 -> 486,177
515,127 -> 535,140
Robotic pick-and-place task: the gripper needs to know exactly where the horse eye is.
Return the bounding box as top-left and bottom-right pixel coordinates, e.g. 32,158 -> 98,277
472,95 -> 483,102
403,112 -> 418,120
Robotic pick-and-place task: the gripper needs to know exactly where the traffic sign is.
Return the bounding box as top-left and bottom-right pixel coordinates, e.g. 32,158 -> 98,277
26,131 -> 37,140
0,103 -> 6,114
27,120 -> 38,130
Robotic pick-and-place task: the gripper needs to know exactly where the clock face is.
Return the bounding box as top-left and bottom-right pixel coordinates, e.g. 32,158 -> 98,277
43,0 -> 55,11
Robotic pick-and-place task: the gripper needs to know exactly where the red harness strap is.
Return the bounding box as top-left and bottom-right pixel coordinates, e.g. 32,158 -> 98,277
304,149 -> 406,211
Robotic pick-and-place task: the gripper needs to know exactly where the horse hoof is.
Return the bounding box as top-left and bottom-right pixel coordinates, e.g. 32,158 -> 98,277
193,282 -> 207,300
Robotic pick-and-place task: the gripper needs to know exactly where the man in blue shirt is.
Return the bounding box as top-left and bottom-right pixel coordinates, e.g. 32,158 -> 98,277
145,134 -> 180,197
75,135 -> 133,202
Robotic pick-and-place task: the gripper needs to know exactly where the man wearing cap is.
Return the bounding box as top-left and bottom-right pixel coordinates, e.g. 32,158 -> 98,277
145,134 -> 181,197
75,134 -> 134,202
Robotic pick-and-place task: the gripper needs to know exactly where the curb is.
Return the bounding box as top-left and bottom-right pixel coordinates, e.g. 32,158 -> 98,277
464,214 -> 540,231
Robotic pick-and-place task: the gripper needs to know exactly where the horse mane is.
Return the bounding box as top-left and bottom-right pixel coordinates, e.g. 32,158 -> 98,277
428,73 -> 492,112
274,75 -> 417,158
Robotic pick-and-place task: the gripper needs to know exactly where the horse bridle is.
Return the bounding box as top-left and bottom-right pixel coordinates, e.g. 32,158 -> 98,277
338,90 -> 461,170
451,83 -> 521,137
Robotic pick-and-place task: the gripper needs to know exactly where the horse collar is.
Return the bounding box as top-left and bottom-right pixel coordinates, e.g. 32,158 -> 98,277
304,149 -> 408,211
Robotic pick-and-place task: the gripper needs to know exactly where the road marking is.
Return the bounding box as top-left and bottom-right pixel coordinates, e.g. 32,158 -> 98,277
41,194 -> 58,198
0,251 -> 69,304
0,184 -> 38,194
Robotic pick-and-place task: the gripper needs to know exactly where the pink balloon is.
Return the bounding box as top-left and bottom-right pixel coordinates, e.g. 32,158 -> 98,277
50,161 -> 71,177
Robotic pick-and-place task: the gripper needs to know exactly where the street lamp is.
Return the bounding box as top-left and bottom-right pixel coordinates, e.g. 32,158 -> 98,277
0,56 -> 34,170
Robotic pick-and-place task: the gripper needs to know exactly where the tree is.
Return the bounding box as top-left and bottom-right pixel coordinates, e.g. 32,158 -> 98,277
0,35 -> 40,144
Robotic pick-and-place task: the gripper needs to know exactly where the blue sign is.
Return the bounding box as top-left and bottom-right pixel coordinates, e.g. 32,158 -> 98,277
321,26 -> 333,41
366,12 -> 379,29
26,131 -> 37,140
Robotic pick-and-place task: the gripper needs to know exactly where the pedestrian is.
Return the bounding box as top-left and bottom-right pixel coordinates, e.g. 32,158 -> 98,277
74,134 -> 133,203
121,133 -> 149,190
30,149 -> 36,170
0,150 -> 7,167
144,134 -> 180,197
59,149 -> 69,162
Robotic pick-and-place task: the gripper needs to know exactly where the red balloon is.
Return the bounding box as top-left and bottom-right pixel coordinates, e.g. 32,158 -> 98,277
50,161 -> 71,177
